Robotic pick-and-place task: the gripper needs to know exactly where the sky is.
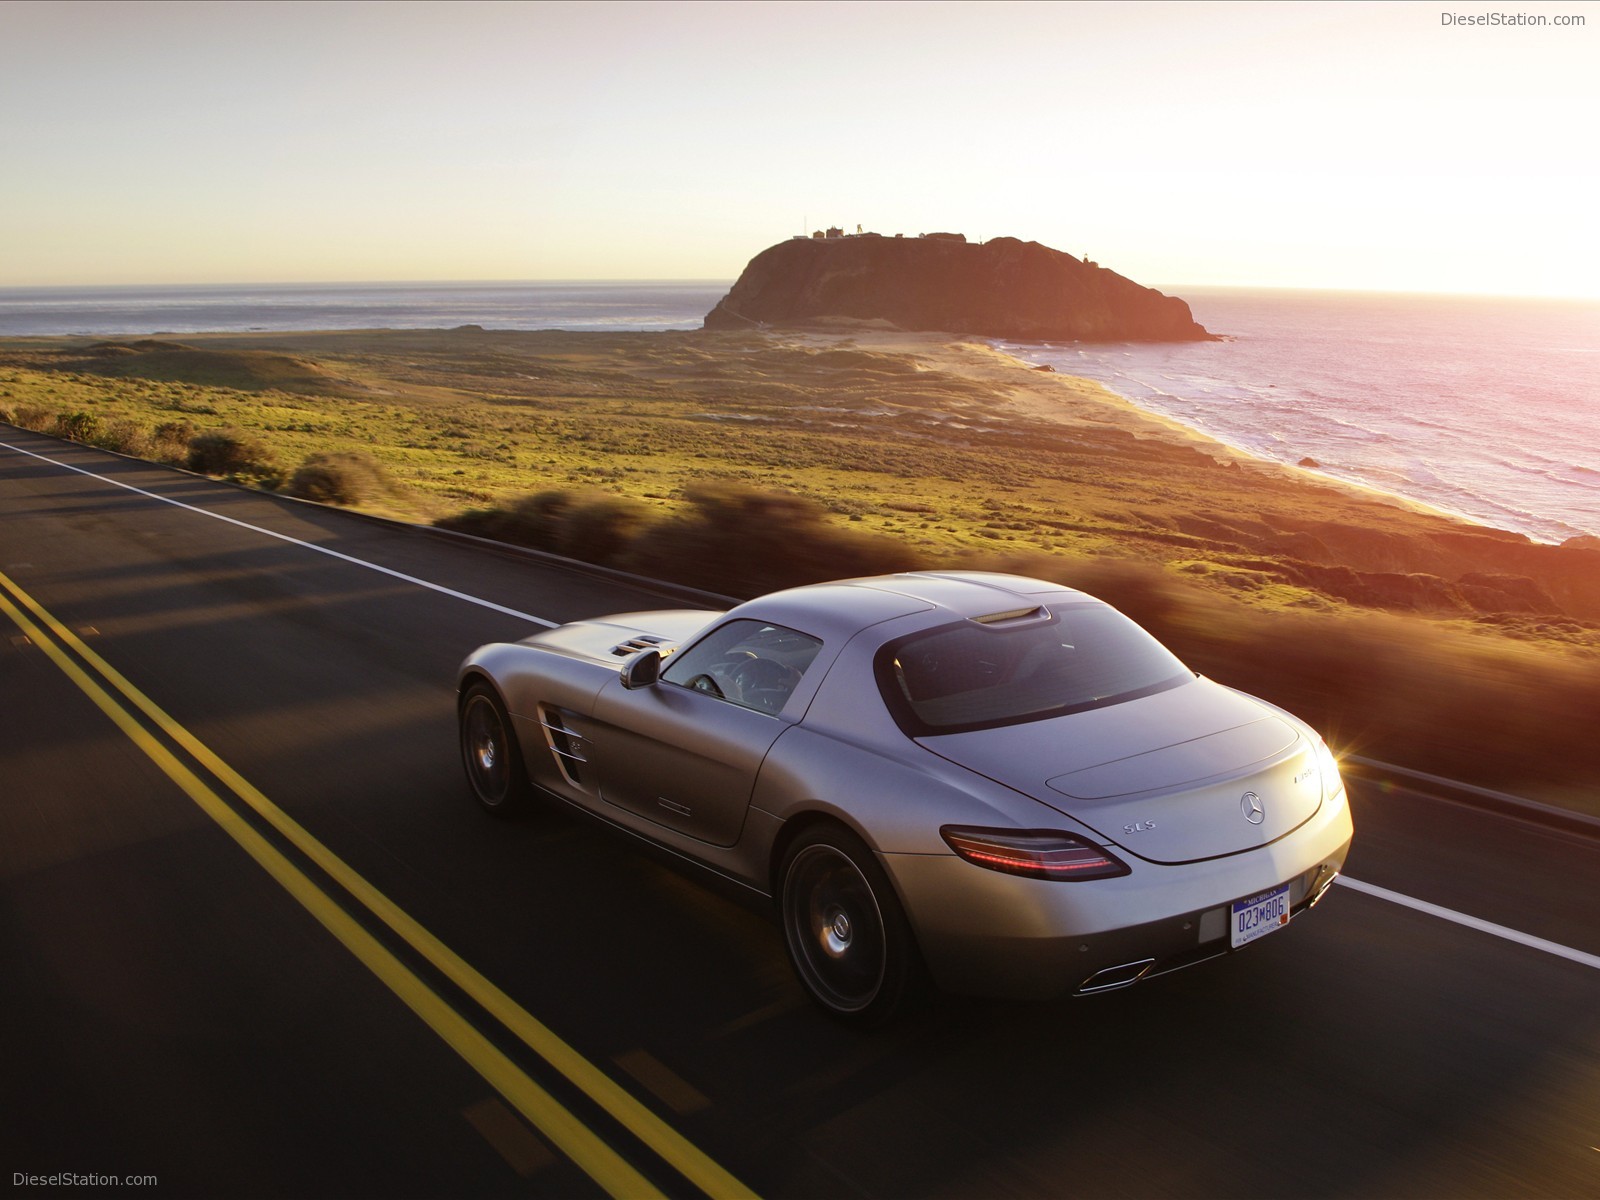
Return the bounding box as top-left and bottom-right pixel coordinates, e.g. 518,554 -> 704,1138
2,0 -> 1598,297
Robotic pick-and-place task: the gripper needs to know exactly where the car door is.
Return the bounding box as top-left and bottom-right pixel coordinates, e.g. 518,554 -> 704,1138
588,619 -> 822,847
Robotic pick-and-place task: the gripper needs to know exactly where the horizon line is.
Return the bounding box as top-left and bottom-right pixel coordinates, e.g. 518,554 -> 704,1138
2,278 -> 1597,305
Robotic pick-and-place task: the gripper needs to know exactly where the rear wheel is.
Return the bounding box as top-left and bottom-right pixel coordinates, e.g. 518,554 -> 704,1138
459,682 -> 534,816
779,823 -> 923,1026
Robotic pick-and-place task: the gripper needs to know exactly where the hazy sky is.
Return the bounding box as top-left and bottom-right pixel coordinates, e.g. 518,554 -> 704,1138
3,0 -> 1597,295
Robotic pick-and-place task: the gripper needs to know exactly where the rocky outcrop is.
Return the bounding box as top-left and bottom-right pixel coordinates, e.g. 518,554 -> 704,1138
705,234 -> 1214,342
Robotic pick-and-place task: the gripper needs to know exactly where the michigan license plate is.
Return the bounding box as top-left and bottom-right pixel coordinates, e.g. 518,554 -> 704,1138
1231,883 -> 1291,949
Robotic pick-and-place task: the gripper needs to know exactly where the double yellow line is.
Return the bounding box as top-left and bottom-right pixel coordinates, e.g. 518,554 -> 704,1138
0,567 -> 754,1200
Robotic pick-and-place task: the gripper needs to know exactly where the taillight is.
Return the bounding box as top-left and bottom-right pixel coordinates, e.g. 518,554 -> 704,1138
1315,736 -> 1345,802
940,826 -> 1131,881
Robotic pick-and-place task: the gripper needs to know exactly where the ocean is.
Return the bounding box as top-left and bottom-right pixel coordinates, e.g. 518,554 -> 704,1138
2,281 -> 1595,544
1003,289 -> 1600,545
0,281 -> 728,338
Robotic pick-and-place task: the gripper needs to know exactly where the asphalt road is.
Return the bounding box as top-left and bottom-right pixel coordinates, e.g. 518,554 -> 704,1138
3,426 -> 1598,1199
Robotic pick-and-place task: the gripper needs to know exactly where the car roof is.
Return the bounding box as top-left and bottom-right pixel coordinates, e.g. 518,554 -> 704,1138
729,571 -> 1090,642
845,571 -> 1082,616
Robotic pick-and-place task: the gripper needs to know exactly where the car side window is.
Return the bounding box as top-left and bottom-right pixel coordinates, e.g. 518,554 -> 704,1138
661,619 -> 823,715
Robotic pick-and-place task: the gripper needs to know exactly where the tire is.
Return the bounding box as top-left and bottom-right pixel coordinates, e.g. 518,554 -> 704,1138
779,823 -> 924,1026
459,682 -> 534,817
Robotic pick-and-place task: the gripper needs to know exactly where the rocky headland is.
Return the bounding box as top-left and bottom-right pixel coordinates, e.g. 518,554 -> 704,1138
704,233 -> 1214,342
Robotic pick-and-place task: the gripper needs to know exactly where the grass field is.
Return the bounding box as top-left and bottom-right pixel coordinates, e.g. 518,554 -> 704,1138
3,327 -> 1597,807
0,329 -> 1235,552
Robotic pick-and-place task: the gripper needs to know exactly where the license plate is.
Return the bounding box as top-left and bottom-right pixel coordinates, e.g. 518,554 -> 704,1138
1231,883 -> 1291,949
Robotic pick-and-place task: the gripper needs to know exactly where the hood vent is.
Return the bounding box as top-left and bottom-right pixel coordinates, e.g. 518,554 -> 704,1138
610,634 -> 668,657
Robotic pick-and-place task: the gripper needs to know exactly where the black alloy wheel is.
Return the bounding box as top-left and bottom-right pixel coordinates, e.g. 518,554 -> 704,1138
459,682 -> 533,816
779,823 -> 923,1026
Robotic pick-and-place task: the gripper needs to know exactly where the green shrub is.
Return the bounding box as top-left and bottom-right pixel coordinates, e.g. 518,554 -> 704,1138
150,419 -> 195,464
52,411 -> 101,442
622,480 -> 923,597
186,429 -> 278,482
92,418 -> 152,456
285,451 -> 389,505
439,488 -> 651,565
11,405 -> 55,432
545,492 -> 651,565
504,490 -> 651,564
497,489 -> 576,553
437,480 -> 921,589
155,419 -> 196,442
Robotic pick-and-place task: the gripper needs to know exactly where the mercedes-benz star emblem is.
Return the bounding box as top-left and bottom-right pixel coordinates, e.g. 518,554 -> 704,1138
1241,792 -> 1265,824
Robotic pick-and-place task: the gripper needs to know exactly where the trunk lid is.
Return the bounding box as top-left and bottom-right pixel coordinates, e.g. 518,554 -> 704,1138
916,678 -> 1323,863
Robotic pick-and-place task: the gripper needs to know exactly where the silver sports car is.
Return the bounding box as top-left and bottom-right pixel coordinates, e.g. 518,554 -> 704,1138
458,571 -> 1352,1024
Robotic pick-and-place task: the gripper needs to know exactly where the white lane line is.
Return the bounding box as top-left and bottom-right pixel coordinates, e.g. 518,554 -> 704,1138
1339,876 -> 1600,971
1,439 -> 558,628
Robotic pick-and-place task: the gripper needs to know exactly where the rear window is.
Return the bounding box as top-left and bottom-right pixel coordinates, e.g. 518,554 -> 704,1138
877,604 -> 1192,734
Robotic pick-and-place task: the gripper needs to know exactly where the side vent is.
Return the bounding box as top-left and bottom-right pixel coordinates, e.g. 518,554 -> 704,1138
538,706 -> 590,787
611,634 -> 668,658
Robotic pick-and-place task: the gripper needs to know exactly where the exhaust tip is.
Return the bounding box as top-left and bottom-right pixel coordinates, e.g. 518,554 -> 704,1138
1305,865 -> 1340,910
1076,958 -> 1156,995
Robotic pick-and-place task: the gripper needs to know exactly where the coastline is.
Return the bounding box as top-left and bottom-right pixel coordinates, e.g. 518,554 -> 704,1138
979,339 -> 1503,533
821,330 -> 1500,534
10,282 -> 1593,547
987,291 -> 1600,549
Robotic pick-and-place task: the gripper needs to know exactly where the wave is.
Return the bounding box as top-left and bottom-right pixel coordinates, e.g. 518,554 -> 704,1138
1011,292 -> 1600,543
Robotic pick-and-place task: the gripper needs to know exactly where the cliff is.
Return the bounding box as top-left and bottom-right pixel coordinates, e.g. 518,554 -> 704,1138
704,234 -> 1215,342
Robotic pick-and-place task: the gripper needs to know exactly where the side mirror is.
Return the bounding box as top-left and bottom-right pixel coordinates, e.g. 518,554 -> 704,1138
620,648 -> 662,690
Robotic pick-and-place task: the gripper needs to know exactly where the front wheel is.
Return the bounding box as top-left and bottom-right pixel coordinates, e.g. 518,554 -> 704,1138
779,823 -> 924,1026
459,682 -> 534,817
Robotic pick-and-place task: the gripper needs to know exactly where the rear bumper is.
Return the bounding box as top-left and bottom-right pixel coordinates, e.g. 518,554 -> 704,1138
883,790 -> 1353,1001
1066,855 -> 1342,996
